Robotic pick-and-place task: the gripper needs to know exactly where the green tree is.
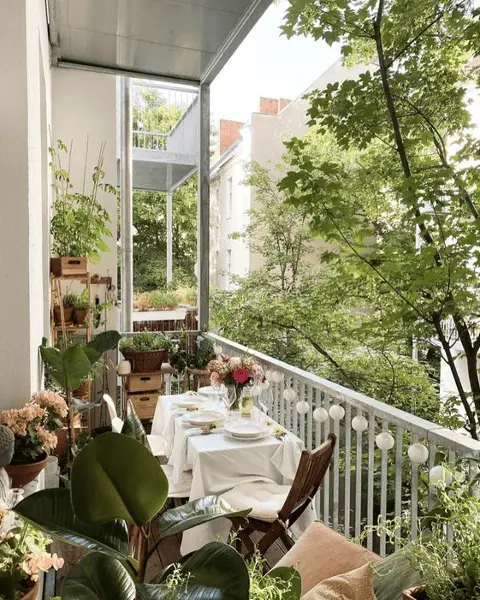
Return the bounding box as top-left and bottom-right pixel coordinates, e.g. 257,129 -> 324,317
279,0 -> 480,437
133,176 -> 197,292
133,87 -> 182,149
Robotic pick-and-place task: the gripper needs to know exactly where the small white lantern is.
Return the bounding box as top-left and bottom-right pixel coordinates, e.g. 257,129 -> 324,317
213,344 -> 223,355
313,407 -> 329,423
376,431 -> 395,451
117,360 -> 131,376
283,388 -> 297,402
250,385 -> 262,397
352,416 -> 368,432
296,401 -> 309,415
429,465 -> 453,485
329,405 -> 345,421
272,370 -> 284,383
265,370 -> 274,382
407,443 -> 429,464
261,380 -> 270,390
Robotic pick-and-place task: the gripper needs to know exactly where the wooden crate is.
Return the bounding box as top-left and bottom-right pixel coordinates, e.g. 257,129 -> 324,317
127,372 -> 164,393
128,392 -> 158,420
50,257 -> 88,276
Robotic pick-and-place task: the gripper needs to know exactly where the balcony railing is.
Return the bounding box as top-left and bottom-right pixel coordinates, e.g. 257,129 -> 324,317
207,333 -> 480,556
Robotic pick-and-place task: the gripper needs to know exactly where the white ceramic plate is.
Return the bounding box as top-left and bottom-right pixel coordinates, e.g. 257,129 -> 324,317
182,410 -> 225,427
197,386 -> 225,398
224,421 -> 270,438
224,429 -> 272,442
172,396 -> 206,409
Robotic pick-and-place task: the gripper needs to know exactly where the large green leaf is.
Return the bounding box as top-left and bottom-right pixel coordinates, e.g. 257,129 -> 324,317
137,542 -> 250,600
121,400 -> 147,444
14,489 -> 129,560
62,553 -> 136,600
40,345 -> 92,392
71,432 -> 168,526
71,397 -> 103,413
156,496 -> 251,538
84,331 -> 121,365
266,567 -> 302,600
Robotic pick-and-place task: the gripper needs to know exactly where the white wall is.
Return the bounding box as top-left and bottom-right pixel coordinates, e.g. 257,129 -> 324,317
0,0 -> 52,407
210,131 -> 252,291
52,69 -> 118,329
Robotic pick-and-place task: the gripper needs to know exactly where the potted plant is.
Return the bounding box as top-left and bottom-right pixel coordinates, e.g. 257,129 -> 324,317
49,139 -> 117,276
0,509 -> 64,600
73,290 -> 90,326
62,293 -> 77,324
0,394 -> 67,487
14,430 -> 301,599
119,332 -> 172,373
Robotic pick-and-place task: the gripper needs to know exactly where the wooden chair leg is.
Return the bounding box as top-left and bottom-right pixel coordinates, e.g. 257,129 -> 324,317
257,523 -> 284,556
280,530 -> 295,551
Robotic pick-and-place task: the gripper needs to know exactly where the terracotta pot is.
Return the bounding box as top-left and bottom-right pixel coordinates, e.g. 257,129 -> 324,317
19,579 -> 39,600
74,308 -> 88,325
62,306 -> 74,323
6,453 -> 48,488
73,380 -> 90,400
53,306 -> 62,325
403,587 -> 428,600
54,428 -> 67,458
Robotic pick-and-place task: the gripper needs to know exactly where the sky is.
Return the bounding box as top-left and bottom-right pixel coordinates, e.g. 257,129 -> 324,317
210,1 -> 341,126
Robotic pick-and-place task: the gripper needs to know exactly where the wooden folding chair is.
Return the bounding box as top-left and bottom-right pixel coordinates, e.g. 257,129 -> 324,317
225,433 -> 336,558
182,368 -> 211,392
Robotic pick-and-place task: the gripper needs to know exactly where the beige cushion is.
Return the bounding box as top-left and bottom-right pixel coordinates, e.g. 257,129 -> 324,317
161,465 -> 193,498
220,481 -> 290,522
276,521 -> 381,595
301,565 -> 374,600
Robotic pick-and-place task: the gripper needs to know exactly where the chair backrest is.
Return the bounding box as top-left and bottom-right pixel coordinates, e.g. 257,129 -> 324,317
182,368 -> 211,392
278,433 -> 336,524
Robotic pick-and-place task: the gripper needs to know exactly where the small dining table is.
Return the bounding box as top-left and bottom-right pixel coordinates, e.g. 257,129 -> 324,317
151,393 -> 315,555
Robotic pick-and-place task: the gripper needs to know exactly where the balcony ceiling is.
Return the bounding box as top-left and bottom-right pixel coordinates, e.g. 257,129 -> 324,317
48,0 -> 271,84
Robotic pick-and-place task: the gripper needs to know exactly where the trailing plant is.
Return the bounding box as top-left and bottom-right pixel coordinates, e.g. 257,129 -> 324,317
119,331 -> 172,353
50,139 -> 117,263
359,472 -> 480,600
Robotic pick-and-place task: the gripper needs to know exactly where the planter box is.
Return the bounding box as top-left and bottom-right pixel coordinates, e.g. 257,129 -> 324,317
50,257 -> 88,277
128,392 -> 158,420
127,373 -> 164,394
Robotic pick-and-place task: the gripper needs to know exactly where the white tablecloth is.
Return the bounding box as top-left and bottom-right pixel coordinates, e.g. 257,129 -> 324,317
152,394 -> 315,555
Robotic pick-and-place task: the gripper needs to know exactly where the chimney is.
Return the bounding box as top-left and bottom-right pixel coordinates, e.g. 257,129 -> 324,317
259,97 -> 292,115
220,119 -> 244,155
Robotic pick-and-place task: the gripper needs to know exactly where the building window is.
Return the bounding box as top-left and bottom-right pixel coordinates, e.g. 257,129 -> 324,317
227,177 -> 233,218
226,249 -> 232,290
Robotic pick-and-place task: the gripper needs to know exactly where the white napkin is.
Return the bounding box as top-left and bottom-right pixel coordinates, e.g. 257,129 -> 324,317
169,426 -> 224,485
270,433 -> 302,484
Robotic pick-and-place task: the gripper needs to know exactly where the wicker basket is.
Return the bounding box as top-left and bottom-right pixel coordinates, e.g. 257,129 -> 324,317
122,349 -> 168,373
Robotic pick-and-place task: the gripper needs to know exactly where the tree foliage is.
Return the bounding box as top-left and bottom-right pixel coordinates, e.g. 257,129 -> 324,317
278,0 -> 480,437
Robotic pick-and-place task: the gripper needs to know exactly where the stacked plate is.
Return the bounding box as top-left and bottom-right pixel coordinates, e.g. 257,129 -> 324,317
224,421 -> 272,442
182,410 -> 225,427
197,386 -> 226,400
172,394 -> 206,410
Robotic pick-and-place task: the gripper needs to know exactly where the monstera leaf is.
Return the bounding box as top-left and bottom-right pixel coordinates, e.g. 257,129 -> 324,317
137,542 -> 250,600
14,488 -> 129,561
156,496 -> 251,538
71,433 -> 168,526
62,553 -> 136,600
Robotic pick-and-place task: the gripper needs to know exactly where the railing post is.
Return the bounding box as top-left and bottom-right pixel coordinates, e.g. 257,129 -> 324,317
167,165 -> 173,285
197,83 -> 210,330
120,76 -> 133,332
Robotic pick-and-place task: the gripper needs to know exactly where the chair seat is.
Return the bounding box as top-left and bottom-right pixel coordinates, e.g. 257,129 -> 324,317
161,464 -> 193,499
221,481 -> 291,522
146,434 -> 167,457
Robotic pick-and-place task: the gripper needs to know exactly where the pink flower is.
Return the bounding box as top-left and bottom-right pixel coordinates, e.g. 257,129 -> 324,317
233,369 -> 249,384
23,552 -> 64,580
250,364 -> 264,381
210,372 -> 221,387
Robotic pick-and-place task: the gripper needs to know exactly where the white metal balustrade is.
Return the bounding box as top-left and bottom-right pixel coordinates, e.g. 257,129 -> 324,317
207,333 -> 480,556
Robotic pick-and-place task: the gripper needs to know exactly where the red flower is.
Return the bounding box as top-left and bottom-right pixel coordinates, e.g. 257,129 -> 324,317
233,369 -> 249,384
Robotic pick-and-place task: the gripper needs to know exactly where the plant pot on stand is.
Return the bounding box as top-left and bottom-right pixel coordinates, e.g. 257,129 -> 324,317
403,588 -> 428,600
6,453 -> 48,488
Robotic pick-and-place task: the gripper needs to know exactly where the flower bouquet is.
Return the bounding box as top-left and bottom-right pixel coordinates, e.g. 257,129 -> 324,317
0,393 -> 68,487
0,507 -> 63,599
206,355 -> 264,410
